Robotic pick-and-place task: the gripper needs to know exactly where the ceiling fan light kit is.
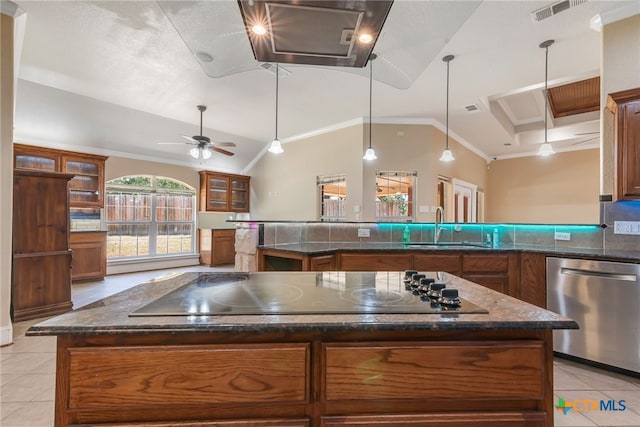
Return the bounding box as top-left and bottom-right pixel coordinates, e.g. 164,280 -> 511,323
439,54 -> 455,162
157,105 -> 236,160
537,39 -> 556,157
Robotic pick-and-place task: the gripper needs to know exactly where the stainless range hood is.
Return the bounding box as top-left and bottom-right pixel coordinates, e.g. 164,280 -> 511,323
237,0 -> 394,68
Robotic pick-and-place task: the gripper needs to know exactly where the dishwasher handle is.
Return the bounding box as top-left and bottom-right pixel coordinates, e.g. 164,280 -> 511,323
560,267 -> 637,282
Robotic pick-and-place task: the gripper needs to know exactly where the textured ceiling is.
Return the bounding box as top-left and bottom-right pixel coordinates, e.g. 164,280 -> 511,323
11,0 -> 639,172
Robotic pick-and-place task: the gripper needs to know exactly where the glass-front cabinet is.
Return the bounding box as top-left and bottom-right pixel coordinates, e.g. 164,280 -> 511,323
14,144 -> 107,209
199,171 -> 250,212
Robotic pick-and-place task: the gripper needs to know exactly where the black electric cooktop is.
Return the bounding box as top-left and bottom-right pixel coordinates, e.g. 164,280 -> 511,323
130,272 -> 488,317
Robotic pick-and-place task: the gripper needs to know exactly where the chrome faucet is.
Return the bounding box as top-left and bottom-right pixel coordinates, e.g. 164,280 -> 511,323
434,206 -> 445,244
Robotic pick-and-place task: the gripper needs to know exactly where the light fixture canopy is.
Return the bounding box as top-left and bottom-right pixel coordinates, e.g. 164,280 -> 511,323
537,39 -> 555,157
363,53 -> 377,161
440,54 -> 455,162
269,63 -> 284,154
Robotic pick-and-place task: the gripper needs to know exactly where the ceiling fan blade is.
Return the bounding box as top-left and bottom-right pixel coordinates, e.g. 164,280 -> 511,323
574,131 -> 600,136
157,142 -> 192,145
180,135 -> 198,143
214,142 -> 237,147
211,146 -> 235,156
572,136 -> 599,145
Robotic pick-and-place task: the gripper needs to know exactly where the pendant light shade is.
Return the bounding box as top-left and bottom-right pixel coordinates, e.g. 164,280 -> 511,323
363,53 -> 377,161
440,54 -> 455,162
269,63 -> 284,154
537,39 -> 555,157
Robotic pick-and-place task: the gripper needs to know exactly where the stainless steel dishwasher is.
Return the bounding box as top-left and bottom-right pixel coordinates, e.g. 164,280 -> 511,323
547,257 -> 640,374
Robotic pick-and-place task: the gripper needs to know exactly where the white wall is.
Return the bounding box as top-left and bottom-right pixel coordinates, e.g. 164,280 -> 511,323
246,122 -> 488,222
1,12 -> 15,345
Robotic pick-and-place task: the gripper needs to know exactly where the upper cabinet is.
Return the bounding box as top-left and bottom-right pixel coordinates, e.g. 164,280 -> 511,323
199,171 -> 250,212
14,144 -> 108,208
607,88 -> 640,200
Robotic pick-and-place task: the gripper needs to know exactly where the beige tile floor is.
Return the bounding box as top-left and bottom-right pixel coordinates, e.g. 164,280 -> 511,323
2,266 -> 640,427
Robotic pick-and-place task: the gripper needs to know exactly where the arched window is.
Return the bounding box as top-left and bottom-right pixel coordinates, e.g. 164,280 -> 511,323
105,175 -> 196,259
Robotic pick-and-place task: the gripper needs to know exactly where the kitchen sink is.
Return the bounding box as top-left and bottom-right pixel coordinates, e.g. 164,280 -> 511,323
406,242 -> 490,249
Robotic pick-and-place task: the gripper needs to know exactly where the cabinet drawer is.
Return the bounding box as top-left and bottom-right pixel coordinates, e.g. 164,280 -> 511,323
321,412 -> 545,427
68,344 -> 309,409
324,341 -> 544,401
413,254 -> 461,274
463,254 -> 509,273
339,253 -> 412,271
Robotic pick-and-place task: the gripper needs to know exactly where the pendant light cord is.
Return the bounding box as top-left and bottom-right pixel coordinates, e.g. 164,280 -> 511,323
369,58 -> 373,149
275,63 -> 279,140
544,45 -> 548,144
445,59 -> 450,149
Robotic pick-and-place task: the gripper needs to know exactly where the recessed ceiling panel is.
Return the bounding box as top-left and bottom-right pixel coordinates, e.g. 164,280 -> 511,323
238,0 -> 393,68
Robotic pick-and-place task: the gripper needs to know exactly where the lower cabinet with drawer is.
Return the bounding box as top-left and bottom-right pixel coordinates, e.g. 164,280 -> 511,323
54,328 -> 554,426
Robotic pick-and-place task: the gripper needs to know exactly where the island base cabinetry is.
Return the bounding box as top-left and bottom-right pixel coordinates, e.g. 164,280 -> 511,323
53,330 -> 553,427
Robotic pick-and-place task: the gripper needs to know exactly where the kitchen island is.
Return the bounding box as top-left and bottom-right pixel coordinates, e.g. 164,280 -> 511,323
28,271 -> 577,427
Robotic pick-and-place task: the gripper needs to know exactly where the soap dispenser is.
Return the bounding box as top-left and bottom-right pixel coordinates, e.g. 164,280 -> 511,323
492,228 -> 499,248
403,225 -> 411,244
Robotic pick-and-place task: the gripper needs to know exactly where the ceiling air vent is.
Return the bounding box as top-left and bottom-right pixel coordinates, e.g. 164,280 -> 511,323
531,0 -> 588,22
464,104 -> 480,113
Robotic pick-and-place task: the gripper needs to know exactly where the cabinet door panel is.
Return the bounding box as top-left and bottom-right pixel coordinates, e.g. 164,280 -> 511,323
68,344 -> 310,409
310,255 -> 336,271
324,341 -> 544,401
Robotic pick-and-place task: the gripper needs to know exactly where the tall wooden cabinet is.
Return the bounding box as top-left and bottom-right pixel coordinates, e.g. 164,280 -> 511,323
14,144 -> 108,281
607,87 -> 640,200
199,171 -> 250,212
12,170 -> 74,322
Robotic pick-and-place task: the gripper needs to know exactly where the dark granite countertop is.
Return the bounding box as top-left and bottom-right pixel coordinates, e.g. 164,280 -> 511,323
27,271 -> 577,337
258,242 -> 640,262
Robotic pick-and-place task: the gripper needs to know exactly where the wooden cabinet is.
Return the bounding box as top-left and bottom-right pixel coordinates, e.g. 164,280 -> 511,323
607,87 -> 640,200
51,328 -> 554,426
200,229 -> 236,266
339,252 -> 413,271
414,253 -> 461,275
258,249 -> 520,298
70,231 -> 107,281
310,254 -> 336,271
14,144 -> 107,208
462,253 -> 518,296
199,171 -> 250,212
12,170 -> 74,322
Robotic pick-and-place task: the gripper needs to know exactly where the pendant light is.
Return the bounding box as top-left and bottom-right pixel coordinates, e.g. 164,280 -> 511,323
439,55 -> 455,162
268,63 -> 284,154
537,39 -> 555,157
363,53 -> 377,161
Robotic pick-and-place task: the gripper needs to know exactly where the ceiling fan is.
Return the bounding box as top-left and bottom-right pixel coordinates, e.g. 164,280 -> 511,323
572,131 -> 600,146
158,105 -> 236,159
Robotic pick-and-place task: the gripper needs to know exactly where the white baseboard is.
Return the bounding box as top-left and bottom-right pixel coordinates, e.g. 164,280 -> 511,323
0,324 -> 13,346
107,254 -> 200,275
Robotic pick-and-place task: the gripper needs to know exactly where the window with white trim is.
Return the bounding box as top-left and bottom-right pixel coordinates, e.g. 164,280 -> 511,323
375,171 -> 416,221
105,175 -> 196,259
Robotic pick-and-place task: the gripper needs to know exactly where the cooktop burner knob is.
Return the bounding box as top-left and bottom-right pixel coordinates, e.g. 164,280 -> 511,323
418,277 -> 435,294
410,274 -> 426,291
439,289 -> 461,307
404,270 -> 418,289
427,283 -> 446,299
